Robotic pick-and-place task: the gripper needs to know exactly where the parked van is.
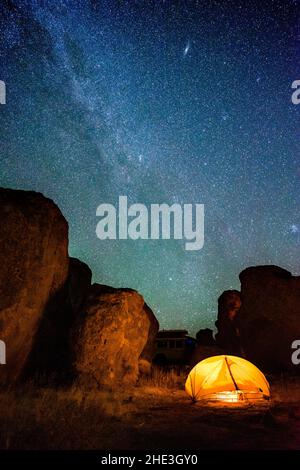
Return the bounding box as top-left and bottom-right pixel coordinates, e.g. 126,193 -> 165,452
154,330 -> 197,365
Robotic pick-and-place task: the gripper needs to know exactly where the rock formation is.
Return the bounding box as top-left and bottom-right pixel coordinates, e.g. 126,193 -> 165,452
0,188 -> 69,384
25,257 -> 92,380
0,187 -> 159,387
68,257 -> 92,317
189,329 -> 222,366
196,328 -> 216,346
215,289 -> 243,356
139,303 -> 159,374
238,265 -> 300,371
71,284 -> 159,388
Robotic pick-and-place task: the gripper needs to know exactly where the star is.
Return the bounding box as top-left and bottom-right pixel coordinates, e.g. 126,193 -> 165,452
290,225 -> 299,234
0,1 -> 297,337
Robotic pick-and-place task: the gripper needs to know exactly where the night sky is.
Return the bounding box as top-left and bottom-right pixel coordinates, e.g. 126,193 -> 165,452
1,0 -> 299,334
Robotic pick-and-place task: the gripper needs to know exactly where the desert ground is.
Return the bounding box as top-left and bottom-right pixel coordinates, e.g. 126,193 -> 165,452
1,369 -> 300,451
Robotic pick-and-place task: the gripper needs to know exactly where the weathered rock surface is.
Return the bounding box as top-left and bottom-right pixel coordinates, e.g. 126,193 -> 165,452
68,257 -> 92,316
239,265 -> 300,371
71,284 -> 159,388
215,289 -> 243,356
0,188 -> 69,384
217,290 -> 241,321
139,303 -> 159,374
25,257 -> 92,380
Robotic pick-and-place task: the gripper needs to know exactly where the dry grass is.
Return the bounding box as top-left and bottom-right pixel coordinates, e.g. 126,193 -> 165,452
1,371 -> 300,450
138,366 -> 186,390
0,383 -> 135,450
268,373 -> 300,403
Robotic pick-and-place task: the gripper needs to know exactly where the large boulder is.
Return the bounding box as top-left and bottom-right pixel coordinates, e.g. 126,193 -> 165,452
215,290 -> 243,355
0,188 -> 69,384
25,257 -> 92,380
239,265 -> 300,371
68,257 -> 92,316
139,303 -> 159,374
71,284 -> 159,388
196,328 -> 216,346
217,290 -> 241,321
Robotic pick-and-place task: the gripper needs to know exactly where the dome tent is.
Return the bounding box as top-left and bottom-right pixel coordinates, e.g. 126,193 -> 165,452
185,355 -> 270,403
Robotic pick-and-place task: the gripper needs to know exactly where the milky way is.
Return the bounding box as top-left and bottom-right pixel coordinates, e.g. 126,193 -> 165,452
1,0 -> 299,334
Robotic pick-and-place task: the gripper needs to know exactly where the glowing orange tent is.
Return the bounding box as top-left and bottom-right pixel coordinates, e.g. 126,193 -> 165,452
185,355 -> 270,403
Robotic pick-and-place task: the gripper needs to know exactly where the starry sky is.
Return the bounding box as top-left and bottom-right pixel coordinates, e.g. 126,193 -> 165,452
1,0 -> 299,335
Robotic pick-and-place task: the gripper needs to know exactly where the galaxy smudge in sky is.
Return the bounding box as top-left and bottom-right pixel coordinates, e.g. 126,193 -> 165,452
1,0 -> 299,334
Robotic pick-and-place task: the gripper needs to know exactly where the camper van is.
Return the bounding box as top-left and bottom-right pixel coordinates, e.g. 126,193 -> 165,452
154,329 -> 197,365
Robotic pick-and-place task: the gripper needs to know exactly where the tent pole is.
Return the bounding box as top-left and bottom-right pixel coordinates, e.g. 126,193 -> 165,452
225,356 -> 239,391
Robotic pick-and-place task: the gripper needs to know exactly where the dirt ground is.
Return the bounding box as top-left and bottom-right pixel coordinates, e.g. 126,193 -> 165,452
1,374 -> 300,450
125,387 -> 300,450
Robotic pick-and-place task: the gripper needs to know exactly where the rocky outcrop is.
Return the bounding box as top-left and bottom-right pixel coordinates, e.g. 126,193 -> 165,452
217,290 -> 241,321
215,289 -> 243,356
139,303 -> 159,374
188,328 -> 221,366
196,328 -> 216,346
25,257 -> 92,380
68,258 -> 92,316
238,265 -> 300,371
0,187 -> 159,386
0,188 -> 69,384
71,284 -> 159,388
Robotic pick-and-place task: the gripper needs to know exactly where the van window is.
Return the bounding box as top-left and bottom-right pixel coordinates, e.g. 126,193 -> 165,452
157,340 -> 168,348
